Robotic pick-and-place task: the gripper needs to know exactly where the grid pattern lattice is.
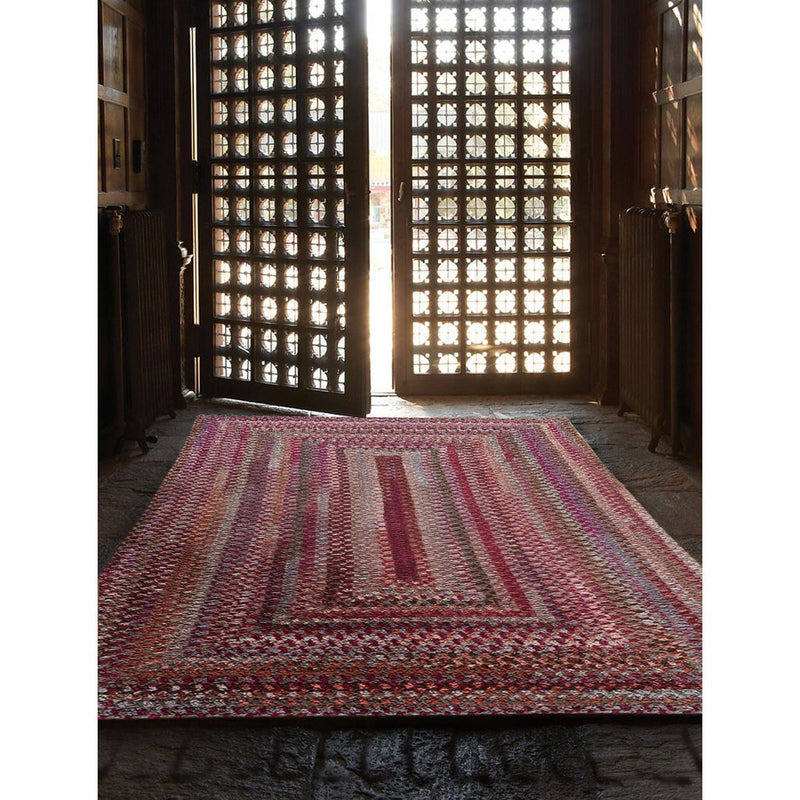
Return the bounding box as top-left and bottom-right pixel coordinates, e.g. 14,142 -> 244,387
208,0 -> 348,394
407,0 -> 574,377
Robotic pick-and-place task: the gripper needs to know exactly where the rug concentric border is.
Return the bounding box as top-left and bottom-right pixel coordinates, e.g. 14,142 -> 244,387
98,415 -> 701,719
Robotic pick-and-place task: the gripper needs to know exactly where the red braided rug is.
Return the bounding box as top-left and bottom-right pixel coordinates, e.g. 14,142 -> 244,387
98,415 -> 701,719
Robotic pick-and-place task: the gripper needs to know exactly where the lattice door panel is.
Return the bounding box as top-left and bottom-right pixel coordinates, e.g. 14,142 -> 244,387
392,0 -> 587,394
197,0 -> 370,415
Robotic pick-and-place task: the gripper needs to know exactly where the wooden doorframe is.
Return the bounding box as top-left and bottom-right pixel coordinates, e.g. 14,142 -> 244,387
139,0 -> 646,410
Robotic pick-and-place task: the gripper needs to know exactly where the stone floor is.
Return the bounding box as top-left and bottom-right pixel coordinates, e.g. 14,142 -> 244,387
98,394 -> 702,799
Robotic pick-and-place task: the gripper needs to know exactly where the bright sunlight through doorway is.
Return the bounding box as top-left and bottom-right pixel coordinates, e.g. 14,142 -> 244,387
368,2 -> 393,393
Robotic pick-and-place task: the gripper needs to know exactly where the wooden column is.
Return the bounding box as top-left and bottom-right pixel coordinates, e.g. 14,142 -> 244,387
589,0 -> 638,404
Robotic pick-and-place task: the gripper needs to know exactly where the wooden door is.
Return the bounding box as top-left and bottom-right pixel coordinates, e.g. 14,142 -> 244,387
196,0 -> 371,416
392,0 -> 590,395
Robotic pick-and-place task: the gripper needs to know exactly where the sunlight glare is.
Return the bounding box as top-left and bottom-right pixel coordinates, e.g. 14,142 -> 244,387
367,0 -> 393,393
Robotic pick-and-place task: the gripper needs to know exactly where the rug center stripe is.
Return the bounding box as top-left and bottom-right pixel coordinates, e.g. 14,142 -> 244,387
376,455 -> 421,583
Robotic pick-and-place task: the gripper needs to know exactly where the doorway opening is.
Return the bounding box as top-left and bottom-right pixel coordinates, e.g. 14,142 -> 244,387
368,0 -> 393,393
194,0 -> 587,414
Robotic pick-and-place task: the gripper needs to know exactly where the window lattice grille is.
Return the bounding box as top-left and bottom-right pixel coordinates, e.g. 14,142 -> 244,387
407,0 -> 574,377
208,0 -> 348,393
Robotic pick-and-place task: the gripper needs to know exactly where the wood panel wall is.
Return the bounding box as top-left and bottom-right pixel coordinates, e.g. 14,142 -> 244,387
589,0 -> 702,460
639,0 -> 702,208
98,0 -> 148,208
99,0 -> 150,454
98,1 -> 195,456
637,0 -> 703,460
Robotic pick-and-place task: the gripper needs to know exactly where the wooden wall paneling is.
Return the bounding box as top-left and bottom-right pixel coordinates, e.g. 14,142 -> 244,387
143,0 -> 178,232
129,107 -> 147,195
99,0 -> 152,455
686,0 -> 703,80
98,0 -> 148,208
685,93 -> 702,189
636,3 -> 659,204
101,4 -> 126,92
660,3 -> 684,88
633,0 -> 702,459
128,19 -> 146,102
102,100 -> 128,194
650,0 -> 701,206
659,99 -> 683,189
98,100 -> 104,192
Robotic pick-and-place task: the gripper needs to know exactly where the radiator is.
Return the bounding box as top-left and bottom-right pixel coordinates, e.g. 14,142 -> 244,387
617,207 -> 672,452
118,209 -> 177,452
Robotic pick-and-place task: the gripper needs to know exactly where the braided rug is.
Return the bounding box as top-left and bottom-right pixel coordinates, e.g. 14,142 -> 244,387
98,415 -> 701,719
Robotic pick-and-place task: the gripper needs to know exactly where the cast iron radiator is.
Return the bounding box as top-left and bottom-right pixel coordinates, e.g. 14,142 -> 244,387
118,209 -> 177,452
617,207 -> 674,453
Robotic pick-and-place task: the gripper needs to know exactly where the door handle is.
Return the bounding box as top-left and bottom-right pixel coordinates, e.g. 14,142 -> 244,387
397,181 -> 405,203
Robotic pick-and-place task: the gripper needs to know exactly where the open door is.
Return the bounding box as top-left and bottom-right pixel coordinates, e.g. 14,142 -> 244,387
391,0 -> 589,395
195,0 -> 370,416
